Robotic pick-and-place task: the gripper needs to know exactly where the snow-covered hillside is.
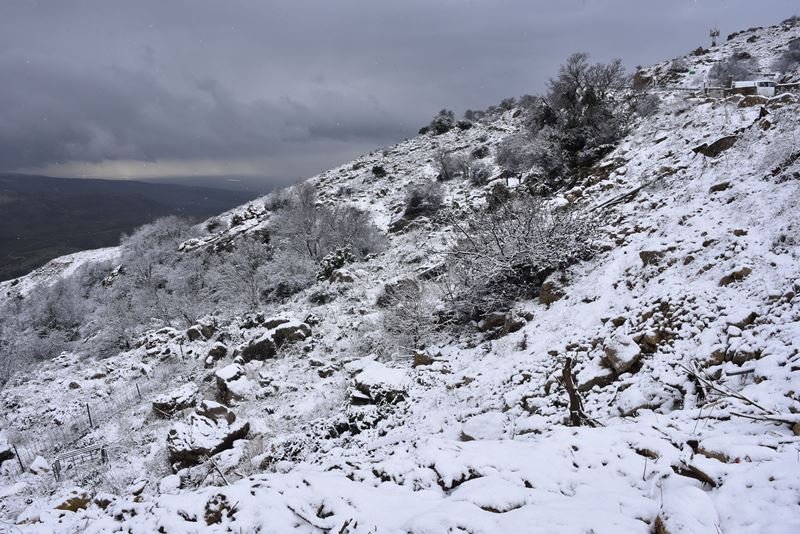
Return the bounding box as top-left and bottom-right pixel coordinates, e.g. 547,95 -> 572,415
2,20 -> 800,534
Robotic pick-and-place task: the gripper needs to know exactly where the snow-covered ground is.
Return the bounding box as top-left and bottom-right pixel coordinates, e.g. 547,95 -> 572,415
2,20 -> 800,534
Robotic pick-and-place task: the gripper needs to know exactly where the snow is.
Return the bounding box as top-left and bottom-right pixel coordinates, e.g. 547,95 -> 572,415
2,20 -> 800,534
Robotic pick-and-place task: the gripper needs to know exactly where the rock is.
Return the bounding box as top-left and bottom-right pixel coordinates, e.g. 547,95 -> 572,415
272,320 -> 312,348
693,135 -> 737,158
737,95 -> 768,108
460,412 -> 507,441
767,93 -> 796,109
708,181 -> 731,193
196,400 -> 237,424
0,432 -> 13,466
262,317 -> 290,329
126,479 -> 148,496
329,269 -> 355,283
92,492 -> 115,510
166,403 -> 249,469
539,281 -> 565,305
29,455 -> 50,474
719,266 -> 752,286
413,350 -> 434,367
352,362 -> 409,404
503,314 -> 526,334
68,381 -> 81,390
304,313 -> 321,326
152,383 -> 199,418
207,343 -> 227,362
186,325 -> 205,342
477,311 -> 508,332
577,361 -> 616,392
376,278 -> 420,307
793,422 -> 800,436
317,366 -> 336,378
655,485 -> 720,534
215,364 -> 254,403
240,333 -> 277,362
603,334 -> 642,374
639,249 -> 666,265
240,320 -> 311,361
54,488 -> 91,512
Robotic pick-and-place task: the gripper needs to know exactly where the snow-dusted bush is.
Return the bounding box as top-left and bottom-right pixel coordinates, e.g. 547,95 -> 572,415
774,38 -> 800,74
444,194 -> 595,318
465,160 -> 493,187
403,181 -> 444,218
427,109 -> 455,135
434,149 -> 465,182
634,93 -> 660,117
708,51 -> 758,86
271,183 -> 385,262
494,53 -> 630,190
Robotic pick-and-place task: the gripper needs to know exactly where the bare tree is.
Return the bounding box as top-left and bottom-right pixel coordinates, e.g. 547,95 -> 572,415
381,279 -> 443,355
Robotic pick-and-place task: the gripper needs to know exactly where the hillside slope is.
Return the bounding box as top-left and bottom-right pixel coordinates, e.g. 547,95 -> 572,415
1,20 -> 800,534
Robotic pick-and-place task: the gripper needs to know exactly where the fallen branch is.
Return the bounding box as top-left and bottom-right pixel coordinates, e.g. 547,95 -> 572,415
208,458 -> 230,486
671,463 -> 718,488
678,363 -> 774,414
286,504 -> 333,532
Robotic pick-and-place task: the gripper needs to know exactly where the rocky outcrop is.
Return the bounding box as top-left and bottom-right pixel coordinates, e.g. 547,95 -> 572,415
166,401 -> 249,469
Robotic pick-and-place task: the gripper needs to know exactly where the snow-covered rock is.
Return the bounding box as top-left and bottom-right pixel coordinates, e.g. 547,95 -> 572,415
165,401 -> 249,469
152,382 -> 199,417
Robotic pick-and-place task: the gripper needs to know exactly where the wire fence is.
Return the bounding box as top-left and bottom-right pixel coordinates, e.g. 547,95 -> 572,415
3,363 -> 182,480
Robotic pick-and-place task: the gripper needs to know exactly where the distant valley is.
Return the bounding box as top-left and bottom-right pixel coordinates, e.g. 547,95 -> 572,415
0,173 -> 258,281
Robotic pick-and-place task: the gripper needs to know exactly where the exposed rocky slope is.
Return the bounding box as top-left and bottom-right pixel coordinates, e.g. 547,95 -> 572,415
1,20 -> 800,534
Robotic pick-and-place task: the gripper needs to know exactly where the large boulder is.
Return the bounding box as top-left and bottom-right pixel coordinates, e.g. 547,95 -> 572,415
166,401 -> 249,469
240,333 -> 277,362
152,383 -> 199,418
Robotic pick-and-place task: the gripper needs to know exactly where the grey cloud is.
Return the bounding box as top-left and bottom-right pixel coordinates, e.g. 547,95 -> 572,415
0,0 -> 796,180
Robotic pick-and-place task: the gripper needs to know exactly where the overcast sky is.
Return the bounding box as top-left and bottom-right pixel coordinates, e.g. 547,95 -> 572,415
0,0 -> 795,188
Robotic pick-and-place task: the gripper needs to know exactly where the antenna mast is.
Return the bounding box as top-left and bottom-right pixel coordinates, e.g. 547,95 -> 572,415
709,27 -> 720,47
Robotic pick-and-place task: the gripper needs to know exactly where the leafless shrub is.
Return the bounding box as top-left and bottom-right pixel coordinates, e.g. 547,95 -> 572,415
443,194 -> 596,318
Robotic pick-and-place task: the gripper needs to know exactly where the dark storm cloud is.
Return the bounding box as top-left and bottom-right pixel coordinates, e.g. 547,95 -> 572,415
0,0 -> 796,181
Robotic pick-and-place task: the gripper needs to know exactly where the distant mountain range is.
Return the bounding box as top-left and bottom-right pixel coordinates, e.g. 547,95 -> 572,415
0,173 -> 259,281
